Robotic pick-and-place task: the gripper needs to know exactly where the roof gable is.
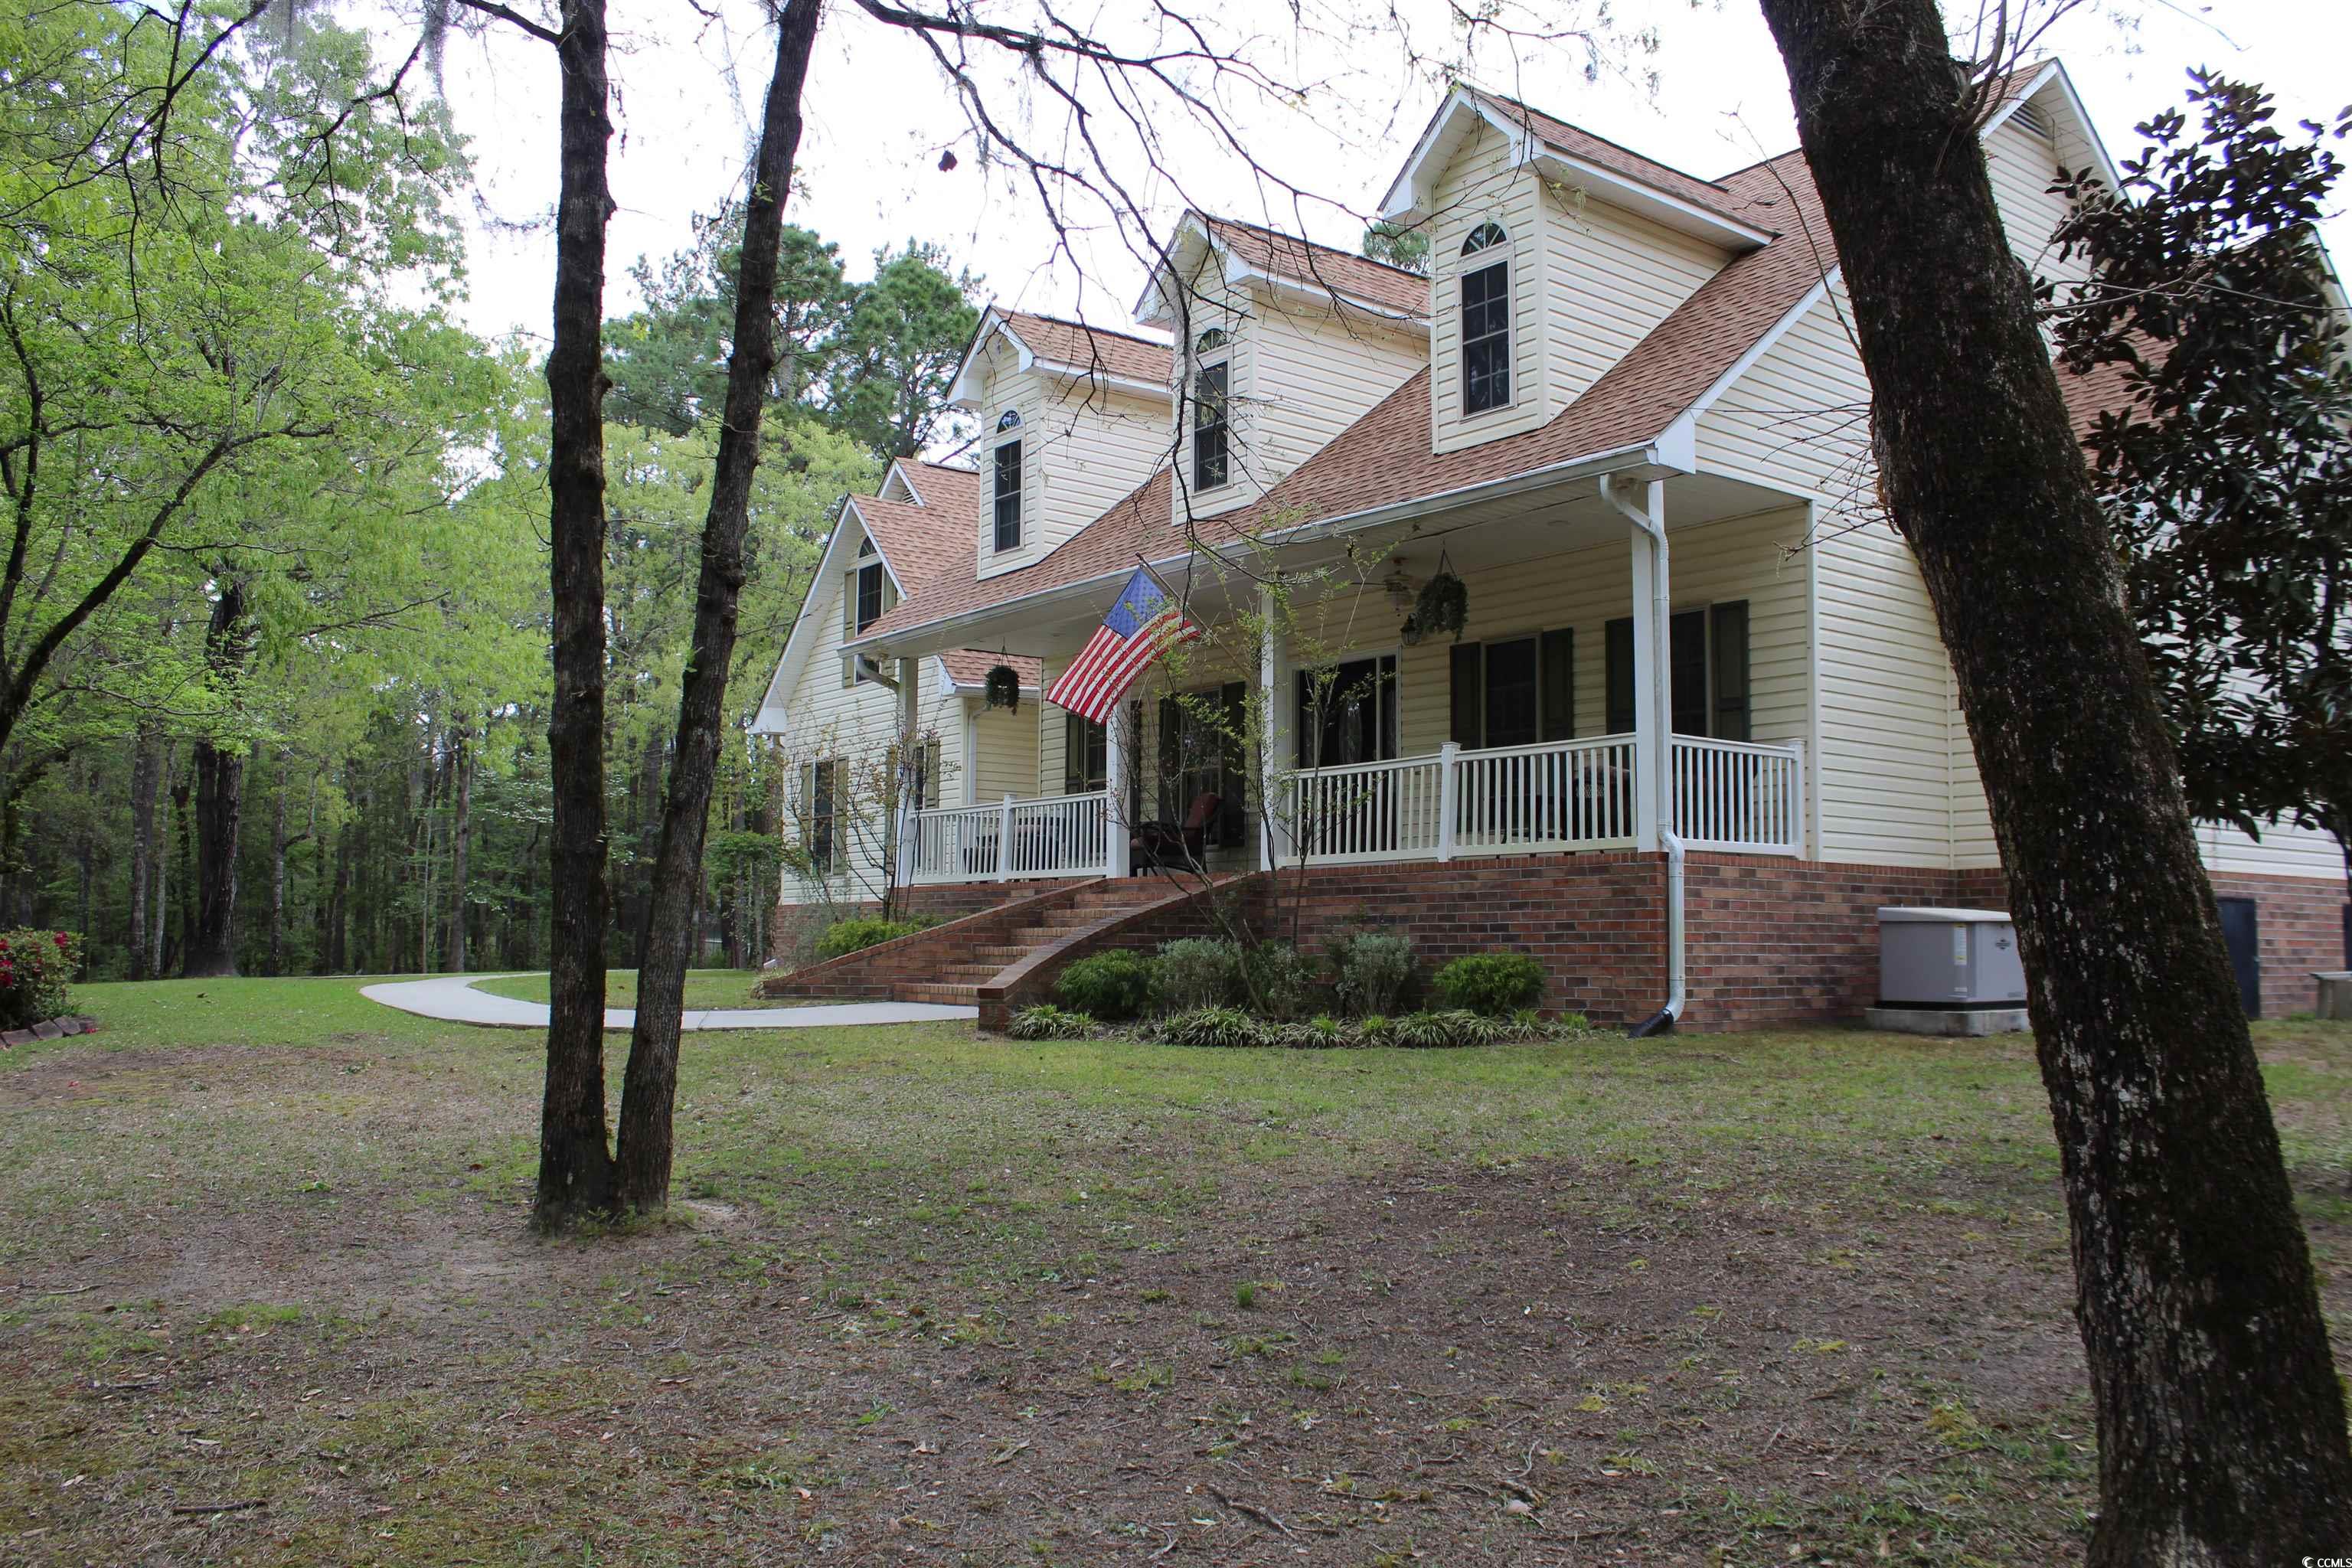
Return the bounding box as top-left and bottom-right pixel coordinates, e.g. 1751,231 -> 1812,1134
1381,85 -> 1775,250
1136,211 -> 1431,331
946,305 -> 1172,407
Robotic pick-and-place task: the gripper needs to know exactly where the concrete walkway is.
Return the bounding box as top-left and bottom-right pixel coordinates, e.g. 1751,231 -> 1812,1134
360,974 -> 975,1031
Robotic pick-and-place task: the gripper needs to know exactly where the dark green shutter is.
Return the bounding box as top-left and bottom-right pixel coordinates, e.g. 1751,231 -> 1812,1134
1710,600 -> 1750,742
1669,609 -> 1709,737
1063,713 -> 1085,796
1449,642 -> 1483,748
1605,618 -> 1634,734
1540,629 -> 1574,741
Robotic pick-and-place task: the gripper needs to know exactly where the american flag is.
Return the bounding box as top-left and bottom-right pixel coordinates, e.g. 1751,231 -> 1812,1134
1047,567 -> 1200,724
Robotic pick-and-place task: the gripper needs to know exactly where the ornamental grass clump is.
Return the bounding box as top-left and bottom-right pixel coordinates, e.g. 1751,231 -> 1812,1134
1156,1006 -> 1269,1050
0,929 -> 80,1029
1006,1004 -> 1096,1040
1390,1009 -> 1505,1050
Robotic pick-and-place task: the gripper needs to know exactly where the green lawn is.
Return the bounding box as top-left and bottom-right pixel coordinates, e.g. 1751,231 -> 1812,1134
4,975 -> 2349,1566
469,967 -> 774,1011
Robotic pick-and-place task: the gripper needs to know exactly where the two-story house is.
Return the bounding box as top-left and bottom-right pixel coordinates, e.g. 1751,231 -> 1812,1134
750,61 -> 2348,1027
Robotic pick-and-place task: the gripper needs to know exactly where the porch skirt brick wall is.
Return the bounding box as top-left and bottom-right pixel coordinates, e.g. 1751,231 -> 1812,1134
1269,854 -> 1665,1025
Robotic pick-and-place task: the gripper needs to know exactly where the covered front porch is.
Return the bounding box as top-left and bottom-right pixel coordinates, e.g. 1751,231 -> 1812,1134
896,727 -> 1802,886
870,462 -> 1818,887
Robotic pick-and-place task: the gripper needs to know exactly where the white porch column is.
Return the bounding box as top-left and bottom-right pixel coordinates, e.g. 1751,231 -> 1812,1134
893,656 -> 920,887
1605,476 -> 1671,852
1105,701 -> 1133,879
1257,581 -> 1292,871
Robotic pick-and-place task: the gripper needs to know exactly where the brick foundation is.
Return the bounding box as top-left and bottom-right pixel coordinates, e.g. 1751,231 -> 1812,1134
1681,855 -> 1981,1031
2206,870 -> 2348,1019
775,853 -> 2346,1032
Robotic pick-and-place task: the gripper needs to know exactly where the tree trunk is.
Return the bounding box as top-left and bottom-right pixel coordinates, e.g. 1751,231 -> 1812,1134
267,762 -> 287,977
448,720 -> 472,973
1752,4 -> 2352,1557
327,812 -> 351,974
614,0 -> 826,1215
128,724 -> 159,980
168,759 -> 191,976
184,580 -> 256,978
534,0 -> 620,1228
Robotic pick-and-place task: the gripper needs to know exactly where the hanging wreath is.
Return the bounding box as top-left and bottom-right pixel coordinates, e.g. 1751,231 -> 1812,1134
983,663 -> 1022,712
1402,551 -> 1469,645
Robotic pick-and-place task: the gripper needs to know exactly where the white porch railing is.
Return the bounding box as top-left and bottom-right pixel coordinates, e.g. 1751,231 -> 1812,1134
1670,736 -> 1805,856
1279,732 -> 1804,867
1283,733 -> 1641,865
908,789 -> 1110,884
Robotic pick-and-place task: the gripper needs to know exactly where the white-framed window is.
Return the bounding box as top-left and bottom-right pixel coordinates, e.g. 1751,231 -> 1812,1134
841,542 -> 894,686
992,409 -> 1023,551
1191,328 -> 1230,492
1460,221 -> 1511,416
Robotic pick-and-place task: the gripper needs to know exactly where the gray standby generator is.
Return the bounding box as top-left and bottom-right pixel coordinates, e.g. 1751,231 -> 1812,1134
1877,906 -> 2028,1008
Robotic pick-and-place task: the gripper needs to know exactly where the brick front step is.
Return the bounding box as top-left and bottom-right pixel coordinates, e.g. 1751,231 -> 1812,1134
759,874 -> 1245,1015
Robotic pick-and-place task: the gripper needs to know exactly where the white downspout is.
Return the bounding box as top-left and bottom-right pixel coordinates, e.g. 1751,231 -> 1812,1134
1600,473 -> 1686,1031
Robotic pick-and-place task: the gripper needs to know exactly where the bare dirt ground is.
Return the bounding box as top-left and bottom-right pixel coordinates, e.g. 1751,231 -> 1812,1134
4,978 -> 2347,1566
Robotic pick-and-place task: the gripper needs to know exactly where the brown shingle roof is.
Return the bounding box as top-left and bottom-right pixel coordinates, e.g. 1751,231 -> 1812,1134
841,488 -> 1043,690
939,650 -> 1041,688
1000,310 -> 1172,387
1467,88 -> 1763,233
1198,214 -> 1430,318
899,459 -> 978,513
849,493 -> 967,594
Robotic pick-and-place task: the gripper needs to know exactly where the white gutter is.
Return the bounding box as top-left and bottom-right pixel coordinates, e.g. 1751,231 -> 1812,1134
847,438 -> 1683,658
1599,472 -> 1686,1031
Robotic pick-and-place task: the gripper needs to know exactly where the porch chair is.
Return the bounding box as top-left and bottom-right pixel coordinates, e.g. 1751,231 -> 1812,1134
1132,789 -> 1222,874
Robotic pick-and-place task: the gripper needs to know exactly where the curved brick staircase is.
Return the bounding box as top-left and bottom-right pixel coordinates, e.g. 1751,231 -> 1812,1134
759,874 -> 1240,1023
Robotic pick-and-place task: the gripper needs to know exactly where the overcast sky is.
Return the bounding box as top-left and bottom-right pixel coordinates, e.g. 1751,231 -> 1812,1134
426,0 -> 2352,346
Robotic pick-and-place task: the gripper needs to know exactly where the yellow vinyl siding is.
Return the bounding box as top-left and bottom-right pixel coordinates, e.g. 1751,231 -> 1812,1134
968,700 -> 1037,803
975,335 -> 1171,581
1177,265 -> 1424,524
1538,181 -> 1723,410
1983,108 -> 2082,291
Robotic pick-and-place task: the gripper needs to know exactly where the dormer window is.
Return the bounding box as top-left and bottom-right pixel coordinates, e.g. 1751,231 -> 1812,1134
1191,330 -> 1230,492
992,412 -> 1023,551
1460,222 -> 1511,416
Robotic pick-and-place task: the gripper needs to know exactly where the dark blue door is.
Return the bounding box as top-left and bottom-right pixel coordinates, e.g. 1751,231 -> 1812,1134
2216,897 -> 2261,1020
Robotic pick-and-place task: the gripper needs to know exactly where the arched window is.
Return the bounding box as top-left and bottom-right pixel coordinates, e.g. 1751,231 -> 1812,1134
1193,327 -> 1230,354
1462,220 -> 1508,256
996,407 -> 1023,432
1459,223 -> 1511,414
